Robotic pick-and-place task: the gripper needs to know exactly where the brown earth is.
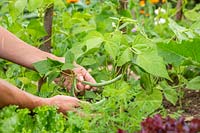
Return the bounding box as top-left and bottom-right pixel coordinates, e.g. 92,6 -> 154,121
163,89 -> 200,119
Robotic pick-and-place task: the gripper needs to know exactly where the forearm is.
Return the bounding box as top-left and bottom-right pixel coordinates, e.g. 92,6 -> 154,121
0,26 -> 64,70
0,79 -> 47,109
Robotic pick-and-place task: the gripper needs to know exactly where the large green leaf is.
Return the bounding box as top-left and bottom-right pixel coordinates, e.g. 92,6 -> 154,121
81,57 -> 96,66
104,41 -> 119,60
104,31 -> 121,60
33,58 -> 62,75
9,0 -> 27,21
15,0 -> 27,14
186,76 -> 200,90
27,19 -> 47,41
117,48 -> 132,66
84,31 -> 104,52
33,60 -> 52,75
157,39 -> 200,64
133,89 -> 162,115
168,18 -> 195,41
158,46 -> 183,66
136,49 -> 170,79
184,10 -> 200,21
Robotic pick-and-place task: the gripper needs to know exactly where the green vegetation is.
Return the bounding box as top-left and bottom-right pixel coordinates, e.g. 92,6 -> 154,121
0,0 -> 200,132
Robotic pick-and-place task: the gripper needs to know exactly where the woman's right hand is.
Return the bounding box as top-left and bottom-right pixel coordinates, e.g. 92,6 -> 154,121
45,95 -> 80,113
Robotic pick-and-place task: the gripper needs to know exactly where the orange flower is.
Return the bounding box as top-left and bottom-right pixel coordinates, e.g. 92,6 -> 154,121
162,0 -> 166,3
66,0 -> 79,4
139,0 -> 145,7
139,9 -> 145,14
150,0 -> 159,4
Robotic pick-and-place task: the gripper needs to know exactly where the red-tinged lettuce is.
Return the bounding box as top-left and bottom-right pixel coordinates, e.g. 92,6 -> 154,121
139,114 -> 200,133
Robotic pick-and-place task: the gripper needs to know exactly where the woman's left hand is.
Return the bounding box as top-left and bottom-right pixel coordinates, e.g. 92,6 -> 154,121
54,63 -> 96,92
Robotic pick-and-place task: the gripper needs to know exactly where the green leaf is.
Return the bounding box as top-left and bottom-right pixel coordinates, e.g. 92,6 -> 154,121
61,63 -> 74,70
164,88 -> 178,106
161,81 -> 178,105
191,21 -> 200,35
15,0 -> 27,14
33,60 -> 51,75
104,41 -> 119,60
184,10 -> 200,21
136,49 -> 170,79
65,51 -> 75,64
158,46 -> 183,66
72,25 -> 96,35
25,71 -> 40,81
157,39 -> 200,64
27,0 -> 43,11
133,34 -> 150,46
18,77 -> 31,85
133,89 -> 162,115
104,31 -> 121,60
84,31 -> 104,52
9,0 -> 27,21
69,44 -> 84,60
46,71 -> 60,83
27,19 -> 47,40
117,48 -> 132,66
33,58 -> 62,75
62,51 -> 75,70
168,18 -> 195,41
81,57 -> 96,66
186,76 -> 200,90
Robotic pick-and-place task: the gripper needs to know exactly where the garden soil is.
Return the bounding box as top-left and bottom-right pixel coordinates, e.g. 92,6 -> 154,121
164,90 -> 200,118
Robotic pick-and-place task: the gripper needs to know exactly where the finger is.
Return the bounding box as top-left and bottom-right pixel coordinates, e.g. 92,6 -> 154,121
84,72 -> 97,90
85,85 -> 90,90
84,72 -> 96,83
77,82 -> 85,91
70,99 -> 80,108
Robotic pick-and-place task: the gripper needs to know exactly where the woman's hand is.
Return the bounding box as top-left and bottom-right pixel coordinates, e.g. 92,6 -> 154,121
45,95 -> 80,113
54,62 -> 96,93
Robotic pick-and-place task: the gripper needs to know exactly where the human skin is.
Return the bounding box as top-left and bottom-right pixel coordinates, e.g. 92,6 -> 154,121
0,26 -> 95,113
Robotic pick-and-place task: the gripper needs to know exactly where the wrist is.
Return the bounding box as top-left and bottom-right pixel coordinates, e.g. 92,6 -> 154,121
32,97 -> 48,108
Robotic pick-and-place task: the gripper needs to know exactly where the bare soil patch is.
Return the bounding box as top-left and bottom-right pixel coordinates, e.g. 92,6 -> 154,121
164,89 -> 200,118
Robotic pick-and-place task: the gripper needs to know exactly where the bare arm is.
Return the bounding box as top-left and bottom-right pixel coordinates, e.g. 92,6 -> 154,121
0,79 -> 79,113
0,26 -> 63,70
0,79 -> 46,109
0,26 -> 96,90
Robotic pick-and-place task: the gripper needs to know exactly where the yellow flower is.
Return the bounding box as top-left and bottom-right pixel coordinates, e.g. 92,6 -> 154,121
66,0 -> 79,4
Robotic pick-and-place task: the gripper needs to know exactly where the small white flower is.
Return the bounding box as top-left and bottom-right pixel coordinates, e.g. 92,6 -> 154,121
159,18 -> 166,24
154,8 -> 166,15
154,9 -> 159,15
154,18 -> 166,25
